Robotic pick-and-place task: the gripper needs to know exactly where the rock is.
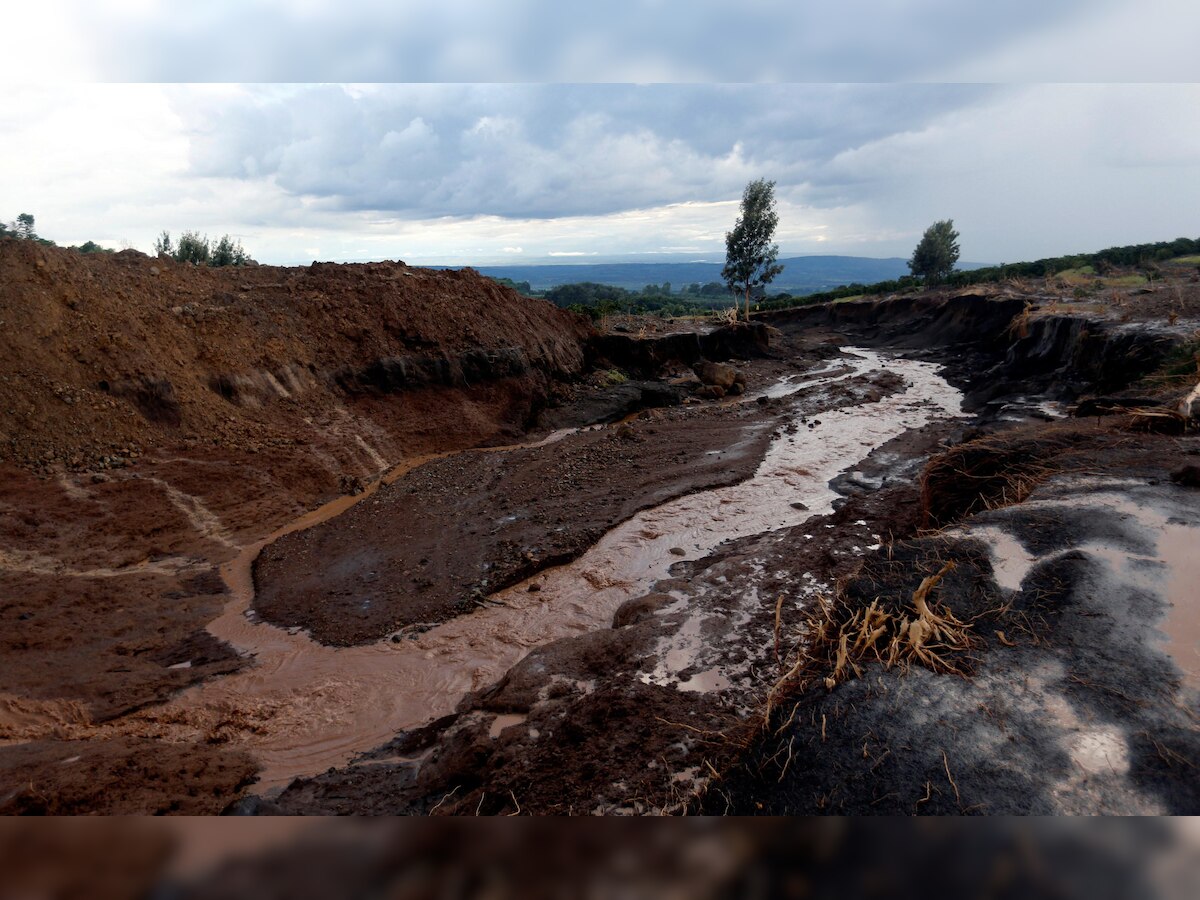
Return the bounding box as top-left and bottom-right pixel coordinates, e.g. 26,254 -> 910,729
338,474 -> 366,495
668,547 -> 686,556
1170,464 -> 1200,488
527,583 -> 542,593
615,423 -> 636,440
612,592 -> 675,628
696,385 -> 726,400
693,360 -> 738,390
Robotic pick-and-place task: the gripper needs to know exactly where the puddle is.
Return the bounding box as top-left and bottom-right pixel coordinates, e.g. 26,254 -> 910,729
957,487 -> 1200,691
76,348 -> 965,792
962,525 -> 1037,592
488,713 -> 528,739
1159,523 -> 1200,687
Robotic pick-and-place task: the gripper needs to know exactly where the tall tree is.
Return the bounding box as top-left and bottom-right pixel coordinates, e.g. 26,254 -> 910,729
908,219 -> 960,285
722,179 -> 784,322
13,213 -> 36,240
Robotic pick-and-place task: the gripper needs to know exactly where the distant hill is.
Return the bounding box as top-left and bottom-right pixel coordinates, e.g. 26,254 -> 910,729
438,256 -> 987,296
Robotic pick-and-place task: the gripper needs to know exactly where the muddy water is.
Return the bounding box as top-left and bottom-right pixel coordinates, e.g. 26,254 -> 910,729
131,349 -> 965,792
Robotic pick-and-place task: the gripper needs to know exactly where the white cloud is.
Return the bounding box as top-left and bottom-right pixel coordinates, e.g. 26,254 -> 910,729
2,83 -> 1198,266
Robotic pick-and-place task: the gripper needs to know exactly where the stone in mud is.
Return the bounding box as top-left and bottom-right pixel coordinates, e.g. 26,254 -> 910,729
613,593 -> 676,628
1170,464 -> 1200,488
693,360 -> 739,390
696,385 -> 726,400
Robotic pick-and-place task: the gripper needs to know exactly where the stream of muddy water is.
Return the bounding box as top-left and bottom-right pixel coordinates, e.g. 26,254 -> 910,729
117,348 -> 967,792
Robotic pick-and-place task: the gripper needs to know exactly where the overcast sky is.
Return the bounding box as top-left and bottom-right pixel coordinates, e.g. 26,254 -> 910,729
1,3 -> 1197,266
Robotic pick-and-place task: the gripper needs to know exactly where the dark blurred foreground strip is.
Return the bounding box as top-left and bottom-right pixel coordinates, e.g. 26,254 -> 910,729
0,819 -> 1195,900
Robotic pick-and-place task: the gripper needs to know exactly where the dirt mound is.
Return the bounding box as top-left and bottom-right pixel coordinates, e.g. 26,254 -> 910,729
0,241 -> 591,473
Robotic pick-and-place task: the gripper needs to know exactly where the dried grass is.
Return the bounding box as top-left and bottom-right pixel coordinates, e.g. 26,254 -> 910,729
764,560 -> 978,725
1006,302 -> 1035,340
714,306 -> 740,327
920,430 -> 1071,526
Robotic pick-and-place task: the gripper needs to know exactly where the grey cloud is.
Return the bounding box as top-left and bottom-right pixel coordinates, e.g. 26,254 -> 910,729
79,0 -> 1117,81
174,84 -> 996,220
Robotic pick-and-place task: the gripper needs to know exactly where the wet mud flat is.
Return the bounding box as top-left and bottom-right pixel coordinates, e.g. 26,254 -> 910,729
5,292 -> 1197,814
253,401 -> 780,647
263,425 -> 959,815
2,345 -> 891,804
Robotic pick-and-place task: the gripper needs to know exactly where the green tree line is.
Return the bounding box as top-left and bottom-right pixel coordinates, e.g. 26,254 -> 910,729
154,230 -> 251,267
760,235 -> 1200,312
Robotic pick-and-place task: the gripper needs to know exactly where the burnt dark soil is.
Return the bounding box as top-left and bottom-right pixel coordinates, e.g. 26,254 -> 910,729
705,421 -> 1200,815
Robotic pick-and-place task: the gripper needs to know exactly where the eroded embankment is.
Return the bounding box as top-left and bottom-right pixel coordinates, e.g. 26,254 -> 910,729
0,240 -> 592,474
763,291 -> 1191,412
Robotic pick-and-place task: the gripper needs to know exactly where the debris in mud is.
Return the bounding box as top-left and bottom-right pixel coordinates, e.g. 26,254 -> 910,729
338,474 -> 366,495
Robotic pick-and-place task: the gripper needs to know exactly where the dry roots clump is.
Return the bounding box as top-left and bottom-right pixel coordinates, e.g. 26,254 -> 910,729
765,562 -> 977,723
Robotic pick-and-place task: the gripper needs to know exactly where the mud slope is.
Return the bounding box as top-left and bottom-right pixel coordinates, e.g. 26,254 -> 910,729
1,243 -> 594,809
0,240 -> 591,473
